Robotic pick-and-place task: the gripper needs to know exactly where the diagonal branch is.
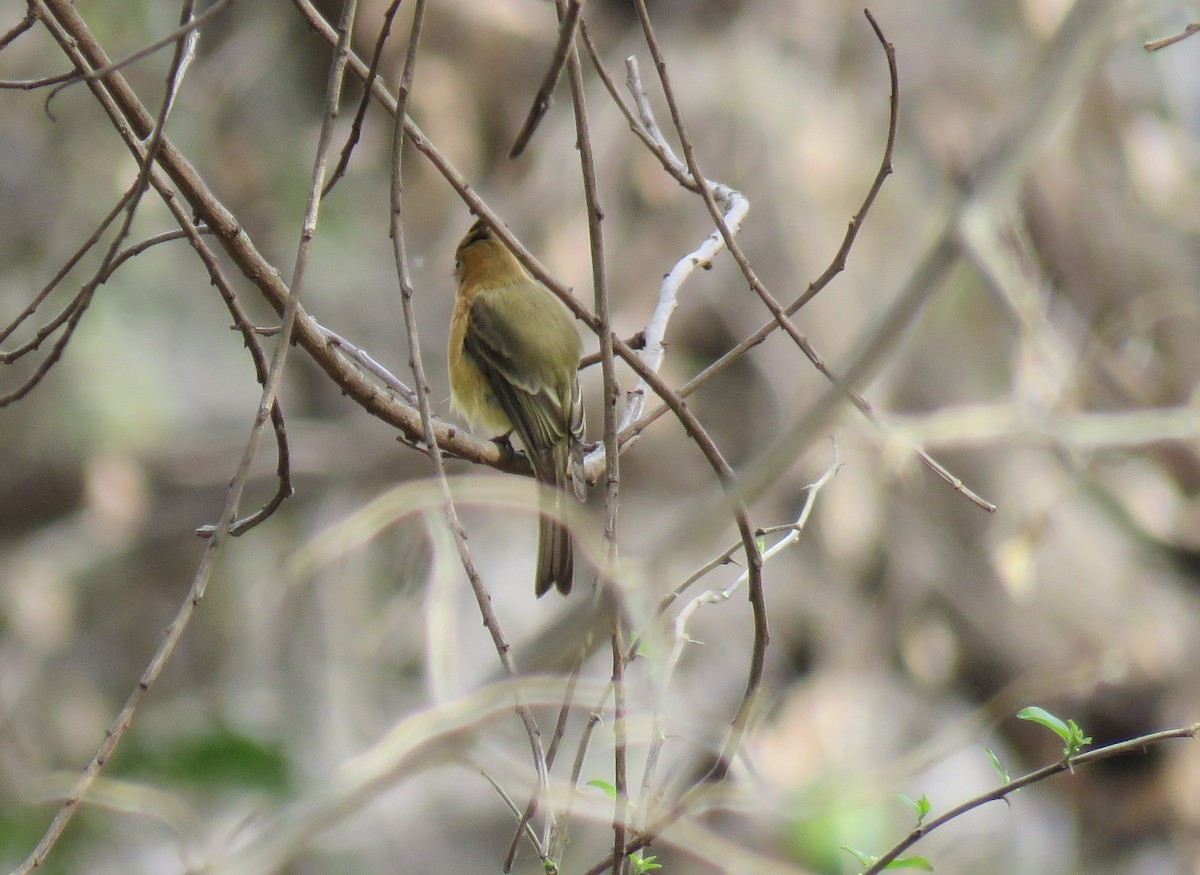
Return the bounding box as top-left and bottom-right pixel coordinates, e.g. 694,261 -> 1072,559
11,0 -> 266,868
324,0 -> 405,196
864,722 -> 1200,874
618,8 -> 992,513
508,0 -> 584,158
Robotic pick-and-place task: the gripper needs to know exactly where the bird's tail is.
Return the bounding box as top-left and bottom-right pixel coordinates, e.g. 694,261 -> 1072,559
534,444 -> 574,597
535,504 -> 573,597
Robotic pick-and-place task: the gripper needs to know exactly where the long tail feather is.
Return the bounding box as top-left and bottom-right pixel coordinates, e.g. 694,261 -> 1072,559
535,512 -> 573,596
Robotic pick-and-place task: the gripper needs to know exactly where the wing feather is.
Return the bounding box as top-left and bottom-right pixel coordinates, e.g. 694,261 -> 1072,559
463,281 -> 582,484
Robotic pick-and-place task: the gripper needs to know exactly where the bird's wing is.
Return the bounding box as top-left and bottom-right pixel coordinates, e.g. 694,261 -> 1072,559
464,283 -> 577,482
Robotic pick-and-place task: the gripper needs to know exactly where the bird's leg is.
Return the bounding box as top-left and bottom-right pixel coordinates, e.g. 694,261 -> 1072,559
490,430 -> 517,463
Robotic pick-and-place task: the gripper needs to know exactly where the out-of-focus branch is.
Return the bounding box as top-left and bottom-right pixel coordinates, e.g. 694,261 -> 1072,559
208,675 -> 611,875
1144,21 -> 1200,51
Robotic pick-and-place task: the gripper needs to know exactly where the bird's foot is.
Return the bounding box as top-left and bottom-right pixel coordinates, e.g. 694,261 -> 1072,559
490,431 -> 516,462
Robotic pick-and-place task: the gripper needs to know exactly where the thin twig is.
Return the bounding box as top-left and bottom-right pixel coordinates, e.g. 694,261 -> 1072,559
101,224 -> 212,279
324,0 -> 405,196
557,707 -> 606,863
864,723 -> 1200,874
317,323 -> 418,403
0,190 -> 131,354
0,69 -> 76,91
41,0 -> 239,105
629,0 -> 770,797
579,23 -> 695,192
385,0 -> 553,866
11,0 -> 243,868
503,645 -> 590,871
552,5 -> 628,870
578,330 -> 644,368
478,766 -> 544,852
0,8 -> 35,51
1144,21 -> 1200,51
789,10 -> 898,313
509,0 -> 584,158
665,438 -> 840,613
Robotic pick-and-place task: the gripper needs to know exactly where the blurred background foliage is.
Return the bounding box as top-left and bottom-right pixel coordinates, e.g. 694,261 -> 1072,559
1,0 -> 1199,873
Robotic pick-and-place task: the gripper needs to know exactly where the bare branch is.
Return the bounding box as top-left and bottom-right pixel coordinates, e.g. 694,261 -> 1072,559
11,0 -> 258,868
0,189 -> 130,353
0,8 -> 35,51
579,21 -> 696,192
628,0 -> 768,804
615,10 -> 992,514
549,4 -> 629,870
40,0 -> 240,104
324,0 -> 405,197
509,0 -> 584,158
1144,21 -> 1200,51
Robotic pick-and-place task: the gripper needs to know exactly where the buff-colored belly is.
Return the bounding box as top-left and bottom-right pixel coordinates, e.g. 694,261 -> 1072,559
448,303 -> 512,435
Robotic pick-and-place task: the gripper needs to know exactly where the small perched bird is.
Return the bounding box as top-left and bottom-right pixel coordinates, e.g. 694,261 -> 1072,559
449,218 -> 586,596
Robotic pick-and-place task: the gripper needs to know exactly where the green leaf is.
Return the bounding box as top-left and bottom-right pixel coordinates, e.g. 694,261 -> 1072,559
629,852 -> 662,873
983,747 -> 1010,784
844,845 -> 934,872
1063,719 -> 1093,757
885,855 -> 934,871
587,778 -> 617,798
897,793 -> 931,824
1017,706 -> 1070,742
111,729 -> 292,796
1017,707 -> 1092,757
842,846 -> 876,867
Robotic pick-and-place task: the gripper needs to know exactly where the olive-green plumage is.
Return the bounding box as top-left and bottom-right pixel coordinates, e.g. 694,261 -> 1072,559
449,219 -> 585,596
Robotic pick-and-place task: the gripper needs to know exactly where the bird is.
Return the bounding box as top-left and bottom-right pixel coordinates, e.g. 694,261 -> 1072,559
448,218 -> 586,596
